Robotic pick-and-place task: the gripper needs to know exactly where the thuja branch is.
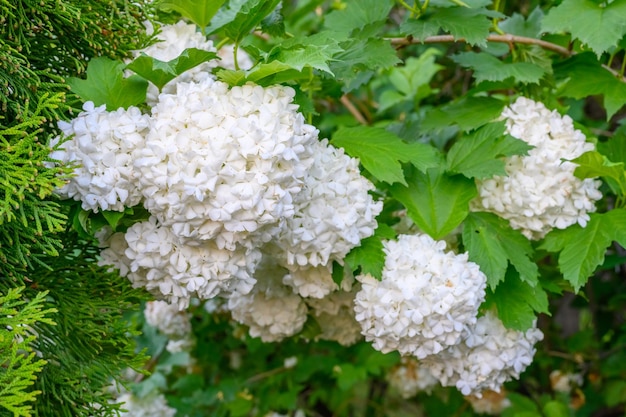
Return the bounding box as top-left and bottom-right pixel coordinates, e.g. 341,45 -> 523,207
389,34 -> 572,56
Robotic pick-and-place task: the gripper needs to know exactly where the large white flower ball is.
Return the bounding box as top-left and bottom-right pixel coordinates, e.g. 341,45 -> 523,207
50,102 -> 150,212
422,310 -> 543,396
354,233 -> 487,359
473,97 -> 602,239
273,138 -> 383,268
133,78 -> 318,250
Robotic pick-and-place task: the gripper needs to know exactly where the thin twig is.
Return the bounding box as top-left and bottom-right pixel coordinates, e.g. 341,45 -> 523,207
340,94 -> 369,125
388,34 -> 626,83
389,34 -> 572,56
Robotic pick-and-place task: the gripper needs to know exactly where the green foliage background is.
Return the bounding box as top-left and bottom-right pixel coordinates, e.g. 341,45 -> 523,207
3,0 -> 626,416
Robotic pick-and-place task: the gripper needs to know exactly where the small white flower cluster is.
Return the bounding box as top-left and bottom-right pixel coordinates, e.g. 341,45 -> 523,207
306,285 -> 362,346
114,392 -> 176,417
354,234 -> 487,359
386,357 -> 439,398
466,389 -> 512,415
228,258 -> 308,342
550,370 -> 583,393
49,104 -> 150,212
144,300 -> 195,353
422,311 -> 543,396
354,233 -> 543,396
473,97 -> 602,239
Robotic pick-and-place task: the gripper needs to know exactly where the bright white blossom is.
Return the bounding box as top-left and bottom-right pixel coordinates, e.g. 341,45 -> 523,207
423,311 -> 544,396
50,102 -> 150,212
386,357 -> 439,398
115,392 -> 176,417
228,257 -> 308,342
306,287 -> 362,346
282,264 -> 338,299
134,78 -> 318,250
122,217 -> 261,309
273,138 -> 383,267
354,234 -> 487,359
473,97 -> 602,239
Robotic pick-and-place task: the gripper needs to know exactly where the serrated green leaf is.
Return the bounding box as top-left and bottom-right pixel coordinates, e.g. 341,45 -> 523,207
215,68 -> 248,86
453,52 -> 546,84
446,121 -> 533,179
463,212 -> 539,289
331,126 -> 441,185
390,168 -> 477,239
490,269 -> 549,330
126,48 -> 218,90
554,53 -> 626,120
573,151 -> 626,195
499,7 -> 543,37
344,224 -> 396,279
68,57 -> 147,110
101,211 -> 125,231
331,38 -> 401,92
331,261 -> 344,286
598,131 -> 626,164
260,3 -> 285,37
157,0 -> 225,28
422,96 -> 505,132
270,32 -> 344,74
400,18 -> 440,40
207,0 -> 281,42
405,7 -> 502,47
323,0 -> 393,38
542,0 -> 626,56
540,210 -> 626,291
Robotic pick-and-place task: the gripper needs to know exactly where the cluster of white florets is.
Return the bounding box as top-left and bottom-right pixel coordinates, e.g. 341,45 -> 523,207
114,392 -> 176,417
144,300 -> 196,353
386,357 -> 439,398
306,286 -> 362,346
49,104 -> 150,212
353,233 -> 543,396
422,311 -> 544,395
54,20 -> 382,314
473,97 -> 602,239
354,233 -> 487,359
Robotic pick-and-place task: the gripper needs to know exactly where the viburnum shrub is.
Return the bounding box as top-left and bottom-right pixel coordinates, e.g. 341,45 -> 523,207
7,0 -> 626,415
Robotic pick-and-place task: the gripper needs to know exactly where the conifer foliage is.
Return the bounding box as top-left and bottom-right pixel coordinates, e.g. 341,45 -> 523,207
4,0 -> 626,416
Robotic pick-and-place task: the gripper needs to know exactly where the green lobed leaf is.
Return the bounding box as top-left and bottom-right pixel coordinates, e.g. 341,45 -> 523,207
331,126 -> 442,185
446,121 -> 533,179
598,130 -> 626,165
323,0 -> 393,38
422,96 -> 505,132
540,210 -> 626,292
573,151 -> 626,196
389,168 -> 477,239
260,3 -> 285,37
344,224 -> 396,279
331,38 -> 401,92
498,7 -> 543,37
207,0 -> 282,41
126,48 -> 218,91
489,269 -> 549,330
553,53 -> 626,120
403,7 -> 502,47
542,0 -> 626,56
269,32 -> 344,74
463,212 -> 539,289
67,57 -> 147,110
157,0 -> 226,28
453,52 -> 546,84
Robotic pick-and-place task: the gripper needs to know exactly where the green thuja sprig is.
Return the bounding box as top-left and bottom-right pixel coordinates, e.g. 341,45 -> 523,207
0,287 -> 56,417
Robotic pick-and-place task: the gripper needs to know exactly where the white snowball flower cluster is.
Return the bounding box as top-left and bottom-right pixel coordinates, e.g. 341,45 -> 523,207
115,392 -> 176,417
49,103 -> 150,212
473,97 -> 602,239
306,287 -> 362,346
422,311 -> 543,396
228,257 -> 308,342
135,78 -> 318,250
354,233 -> 487,359
274,138 -> 383,268
386,357 -> 439,398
